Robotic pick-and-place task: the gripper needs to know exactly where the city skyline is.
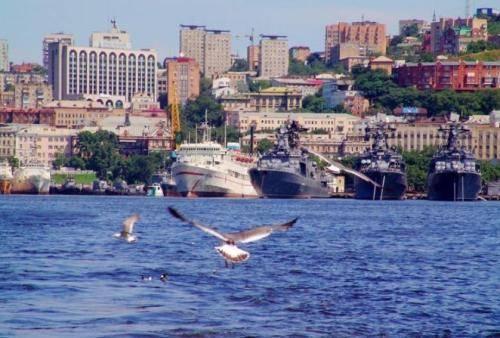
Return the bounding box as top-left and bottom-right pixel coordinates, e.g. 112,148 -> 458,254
1,0 -> 495,64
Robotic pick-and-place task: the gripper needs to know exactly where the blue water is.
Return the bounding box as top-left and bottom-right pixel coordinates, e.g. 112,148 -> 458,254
0,196 -> 499,337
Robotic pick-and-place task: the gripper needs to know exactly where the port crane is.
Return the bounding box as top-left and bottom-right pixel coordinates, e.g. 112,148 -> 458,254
169,82 -> 181,149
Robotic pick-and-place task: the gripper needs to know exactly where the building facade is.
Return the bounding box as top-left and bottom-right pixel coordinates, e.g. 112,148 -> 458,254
179,25 -> 231,78
387,121 -> 500,160
0,124 -> 76,167
221,87 -> 302,113
90,21 -> 131,49
325,22 -> 387,64
398,19 -> 428,35
43,33 -> 74,69
290,46 -> 311,62
394,61 -> 500,91
259,35 -> 289,78
430,17 -> 488,55
165,57 -> 200,106
48,42 -> 157,106
14,82 -> 53,109
247,45 -> 260,71
0,39 -> 8,72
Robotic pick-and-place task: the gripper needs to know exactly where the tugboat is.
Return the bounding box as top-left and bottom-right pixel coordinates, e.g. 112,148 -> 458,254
427,123 -> 481,201
353,123 -> 407,200
249,120 -> 332,198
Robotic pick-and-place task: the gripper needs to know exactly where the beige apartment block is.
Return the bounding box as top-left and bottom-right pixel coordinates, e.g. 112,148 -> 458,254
14,82 -> 53,109
179,25 -> 231,78
44,100 -> 115,128
0,124 -> 76,167
325,21 -> 386,63
259,35 -> 288,78
233,111 -> 359,135
204,30 -> 231,78
387,122 -> 500,160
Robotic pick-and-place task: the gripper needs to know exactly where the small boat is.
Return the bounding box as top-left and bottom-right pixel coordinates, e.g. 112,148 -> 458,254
146,183 -> 164,197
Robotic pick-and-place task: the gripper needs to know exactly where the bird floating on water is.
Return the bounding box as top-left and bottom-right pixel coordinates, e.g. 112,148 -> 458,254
141,275 -> 153,281
160,273 -> 168,282
114,214 -> 140,243
167,207 -> 298,266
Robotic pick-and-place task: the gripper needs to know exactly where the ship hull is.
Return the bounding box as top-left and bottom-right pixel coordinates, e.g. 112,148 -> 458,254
11,168 -> 51,194
172,163 -> 257,198
0,179 -> 12,194
427,171 -> 481,201
249,168 -> 330,199
354,170 -> 407,200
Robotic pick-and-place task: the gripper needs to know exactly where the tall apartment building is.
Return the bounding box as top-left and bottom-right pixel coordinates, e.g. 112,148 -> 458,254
90,20 -> 132,49
48,42 -> 157,107
259,35 -> 288,78
247,45 -> 260,71
0,39 -> 8,72
165,57 -> 200,106
43,33 -> 74,69
324,21 -> 386,63
430,17 -> 488,54
179,25 -> 231,78
204,30 -> 231,77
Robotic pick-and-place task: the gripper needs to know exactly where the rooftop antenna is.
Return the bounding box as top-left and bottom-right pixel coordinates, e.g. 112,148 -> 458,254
111,17 -> 117,29
361,14 -> 365,23
432,9 -> 437,22
465,0 -> 471,18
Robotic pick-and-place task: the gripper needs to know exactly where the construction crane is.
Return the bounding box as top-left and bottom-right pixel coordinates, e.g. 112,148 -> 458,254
235,27 -> 256,45
169,82 -> 181,149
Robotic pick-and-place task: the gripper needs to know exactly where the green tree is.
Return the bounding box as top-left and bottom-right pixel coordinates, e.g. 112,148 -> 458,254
248,80 -> 272,92
402,147 -> 436,192
402,24 -> 420,37
72,130 -> 122,179
302,94 -> 327,112
52,153 -> 67,169
480,161 -> 500,183
256,138 -> 274,154
67,156 -> 86,170
354,69 -> 397,102
8,156 -> 19,168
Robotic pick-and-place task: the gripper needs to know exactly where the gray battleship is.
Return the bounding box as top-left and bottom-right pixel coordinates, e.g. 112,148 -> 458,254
427,123 -> 481,201
353,123 -> 407,200
249,121 -> 332,198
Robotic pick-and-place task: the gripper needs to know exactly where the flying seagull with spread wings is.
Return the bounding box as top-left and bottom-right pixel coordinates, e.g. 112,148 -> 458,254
168,207 -> 298,265
114,214 -> 140,243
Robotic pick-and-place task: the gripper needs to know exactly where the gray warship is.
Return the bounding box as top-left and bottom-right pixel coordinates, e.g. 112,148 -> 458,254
427,123 -> 481,201
353,123 -> 407,200
248,120 -> 331,198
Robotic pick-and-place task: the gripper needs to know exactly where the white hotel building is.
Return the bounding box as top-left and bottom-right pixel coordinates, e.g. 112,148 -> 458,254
48,42 -> 157,108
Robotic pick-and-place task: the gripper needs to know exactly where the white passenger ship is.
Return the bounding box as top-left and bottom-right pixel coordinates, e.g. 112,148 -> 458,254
171,124 -> 257,198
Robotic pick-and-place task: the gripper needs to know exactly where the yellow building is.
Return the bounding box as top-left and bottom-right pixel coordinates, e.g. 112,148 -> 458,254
387,122 -> 500,160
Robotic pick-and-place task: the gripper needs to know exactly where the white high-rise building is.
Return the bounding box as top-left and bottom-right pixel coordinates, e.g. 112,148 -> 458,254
43,33 -> 74,69
90,20 -> 132,50
0,39 -> 9,72
48,41 -> 157,107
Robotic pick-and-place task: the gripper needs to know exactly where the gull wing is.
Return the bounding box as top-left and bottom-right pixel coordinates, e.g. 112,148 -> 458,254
123,214 -> 140,234
305,148 -> 381,188
225,217 -> 298,244
168,207 -> 229,242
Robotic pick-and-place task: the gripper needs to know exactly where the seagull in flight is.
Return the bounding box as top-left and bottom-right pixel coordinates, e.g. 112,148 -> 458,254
168,207 -> 298,266
114,214 -> 140,243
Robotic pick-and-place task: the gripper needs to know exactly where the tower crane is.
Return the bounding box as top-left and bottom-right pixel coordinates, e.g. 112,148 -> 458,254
169,82 -> 181,149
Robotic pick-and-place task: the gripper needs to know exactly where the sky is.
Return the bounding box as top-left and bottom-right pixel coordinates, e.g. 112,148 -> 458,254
0,0 -> 495,64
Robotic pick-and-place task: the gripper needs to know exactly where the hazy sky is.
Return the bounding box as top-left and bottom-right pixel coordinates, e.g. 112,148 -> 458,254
0,0 -> 495,64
